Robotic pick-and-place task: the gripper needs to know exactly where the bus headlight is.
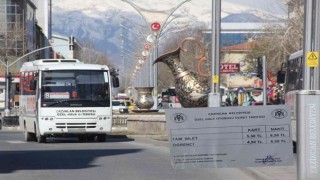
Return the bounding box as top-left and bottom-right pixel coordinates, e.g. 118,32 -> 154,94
42,117 -> 54,121
98,116 -> 109,120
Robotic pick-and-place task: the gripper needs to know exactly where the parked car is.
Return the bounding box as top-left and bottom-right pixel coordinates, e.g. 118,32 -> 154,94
112,100 -> 129,113
125,100 -> 135,110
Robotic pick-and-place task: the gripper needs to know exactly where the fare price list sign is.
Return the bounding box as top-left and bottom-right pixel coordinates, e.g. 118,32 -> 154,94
165,105 -> 293,169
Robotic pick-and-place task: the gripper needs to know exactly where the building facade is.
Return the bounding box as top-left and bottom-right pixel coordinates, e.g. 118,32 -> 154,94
51,34 -> 82,60
0,0 -> 52,73
34,0 -> 52,59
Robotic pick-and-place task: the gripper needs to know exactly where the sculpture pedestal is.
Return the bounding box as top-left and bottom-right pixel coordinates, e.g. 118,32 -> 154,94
132,109 -> 159,113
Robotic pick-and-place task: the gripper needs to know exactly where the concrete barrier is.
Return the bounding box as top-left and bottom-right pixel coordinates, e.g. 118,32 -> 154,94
3,113 -> 169,137
112,112 -> 167,136
112,115 -> 128,132
127,113 -> 167,135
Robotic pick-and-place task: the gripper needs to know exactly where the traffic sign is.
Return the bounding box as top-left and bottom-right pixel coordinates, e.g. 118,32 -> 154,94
151,22 -> 161,31
237,87 -> 244,93
212,75 -> 219,83
307,51 -> 318,67
166,105 -> 293,169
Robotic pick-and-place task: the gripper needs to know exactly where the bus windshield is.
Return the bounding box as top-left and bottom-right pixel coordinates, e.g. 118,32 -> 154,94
41,70 -> 110,107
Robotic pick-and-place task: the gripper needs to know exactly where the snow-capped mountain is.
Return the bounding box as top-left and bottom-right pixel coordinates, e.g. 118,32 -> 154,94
52,0 -> 287,67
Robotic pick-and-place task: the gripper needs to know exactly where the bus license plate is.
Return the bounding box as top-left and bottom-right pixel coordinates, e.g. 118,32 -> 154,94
67,128 -> 86,133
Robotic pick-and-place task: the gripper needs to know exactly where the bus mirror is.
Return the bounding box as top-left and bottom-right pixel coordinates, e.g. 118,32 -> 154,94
112,77 -> 120,88
277,71 -> 285,84
30,80 -> 37,90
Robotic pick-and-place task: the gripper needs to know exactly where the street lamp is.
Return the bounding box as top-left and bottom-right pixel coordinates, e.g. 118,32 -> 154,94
120,15 -> 150,38
208,0 -> 222,107
122,0 -> 191,109
0,45 -> 68,116
120,22 -> 151,87
120,34 -> 146,87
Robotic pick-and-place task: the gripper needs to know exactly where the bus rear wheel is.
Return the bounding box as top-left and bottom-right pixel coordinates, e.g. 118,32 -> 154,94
24,123 -> 35,142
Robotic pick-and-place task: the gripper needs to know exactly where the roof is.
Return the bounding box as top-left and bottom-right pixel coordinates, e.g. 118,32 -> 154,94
222,39 -> 259,52
20,59 -> 109,71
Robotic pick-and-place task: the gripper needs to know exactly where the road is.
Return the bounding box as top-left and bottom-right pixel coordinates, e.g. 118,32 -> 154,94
0,131 -> 256,180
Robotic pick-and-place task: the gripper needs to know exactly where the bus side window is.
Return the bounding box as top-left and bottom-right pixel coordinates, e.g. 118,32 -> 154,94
30,79 -> 37,90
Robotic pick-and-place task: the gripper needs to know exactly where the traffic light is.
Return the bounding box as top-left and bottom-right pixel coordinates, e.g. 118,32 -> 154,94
7,72 -> 12,85
110,68 -> 119,76
69,36 -> 75,51
256,58 -> 263,79
112,76 -> 120,88
5,72 -> 12,96
110,68 -> 120,88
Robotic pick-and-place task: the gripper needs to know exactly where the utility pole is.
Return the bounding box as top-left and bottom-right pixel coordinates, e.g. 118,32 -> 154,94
297,0 -> 320,179
208,0 -> 221,107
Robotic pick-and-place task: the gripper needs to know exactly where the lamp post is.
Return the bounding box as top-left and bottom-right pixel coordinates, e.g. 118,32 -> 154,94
121,52 -> 141,87
120,26 -> 149,87
208,0 -> 221,107
122,0 -> 191,109
120,15 -> 150,39
0,45 -> 68,116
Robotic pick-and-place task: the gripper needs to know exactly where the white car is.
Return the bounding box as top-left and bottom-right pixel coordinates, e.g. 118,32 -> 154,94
112,100 -> 129,113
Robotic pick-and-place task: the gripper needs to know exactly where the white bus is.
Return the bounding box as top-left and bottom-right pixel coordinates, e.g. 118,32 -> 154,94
19,59 -> 119,143
277,50 -> 303,150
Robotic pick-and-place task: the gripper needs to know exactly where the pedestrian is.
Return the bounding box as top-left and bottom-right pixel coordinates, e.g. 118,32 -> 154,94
232,97 -> 238,106
158,96 -> 163,108
274,91 -> 281,104
249,96 -> 255,105
226,97 -> 231,106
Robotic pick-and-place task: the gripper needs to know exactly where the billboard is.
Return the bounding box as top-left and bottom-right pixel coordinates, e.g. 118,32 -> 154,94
220,63 -> 240,73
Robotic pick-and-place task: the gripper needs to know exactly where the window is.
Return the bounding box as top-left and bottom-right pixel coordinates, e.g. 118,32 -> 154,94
41,70 -> 110,107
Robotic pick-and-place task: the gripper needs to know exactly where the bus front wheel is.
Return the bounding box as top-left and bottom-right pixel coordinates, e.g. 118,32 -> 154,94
97,135 -> 106,142
35,125 -> 46,143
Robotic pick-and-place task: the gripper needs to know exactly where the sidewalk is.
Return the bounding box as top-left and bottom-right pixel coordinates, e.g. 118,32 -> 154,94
1,126 -> 21,131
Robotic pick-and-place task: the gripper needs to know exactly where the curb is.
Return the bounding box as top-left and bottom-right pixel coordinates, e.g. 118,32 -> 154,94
128,134 -> 169,141
1,126 -> 21,131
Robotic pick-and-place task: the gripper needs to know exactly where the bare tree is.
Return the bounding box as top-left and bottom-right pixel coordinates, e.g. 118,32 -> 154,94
0,19 -> 26,74
78,40 -> 111,66
246,0 -> 304,75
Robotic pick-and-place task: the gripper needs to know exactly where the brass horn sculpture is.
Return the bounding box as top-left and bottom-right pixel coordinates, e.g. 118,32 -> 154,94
153,37 -> 210,108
